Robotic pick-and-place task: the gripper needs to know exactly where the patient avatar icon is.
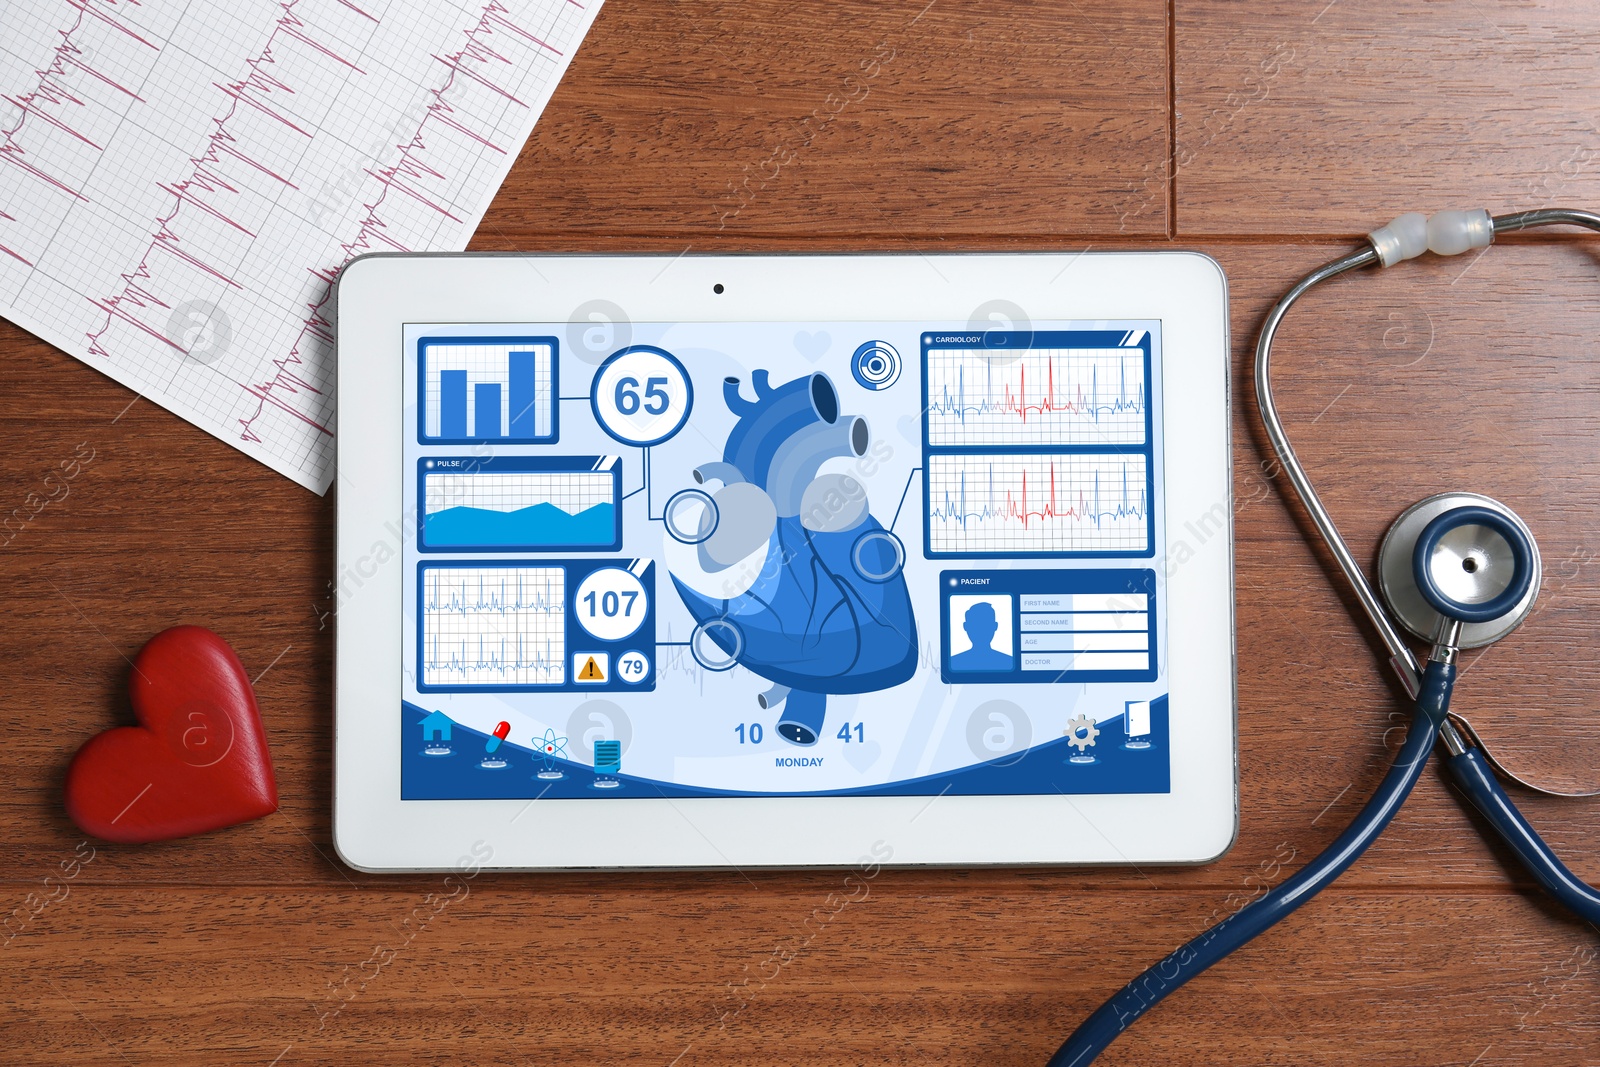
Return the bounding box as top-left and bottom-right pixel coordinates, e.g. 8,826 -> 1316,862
662,371 -> 917,747
948,595 -> 1015,672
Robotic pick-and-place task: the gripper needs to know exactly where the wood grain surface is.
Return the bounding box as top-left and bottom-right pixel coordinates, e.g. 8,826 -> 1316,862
4,0 -> 1600,1064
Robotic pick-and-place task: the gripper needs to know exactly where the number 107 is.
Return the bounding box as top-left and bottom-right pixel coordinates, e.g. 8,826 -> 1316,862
583,590 -> 638,617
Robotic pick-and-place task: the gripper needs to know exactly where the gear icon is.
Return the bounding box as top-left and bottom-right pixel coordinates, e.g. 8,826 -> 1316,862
1064,714 -> 1100,752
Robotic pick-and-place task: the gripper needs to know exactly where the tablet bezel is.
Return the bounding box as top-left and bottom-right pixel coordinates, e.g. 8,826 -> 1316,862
333,251 -> 1235,871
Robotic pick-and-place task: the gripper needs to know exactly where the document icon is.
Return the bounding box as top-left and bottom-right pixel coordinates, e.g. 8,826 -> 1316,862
593,739 -> 622,775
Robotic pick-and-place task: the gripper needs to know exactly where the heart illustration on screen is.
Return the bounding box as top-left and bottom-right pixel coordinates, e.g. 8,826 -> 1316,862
63,626 -> 278,843
665,371 -> 917,750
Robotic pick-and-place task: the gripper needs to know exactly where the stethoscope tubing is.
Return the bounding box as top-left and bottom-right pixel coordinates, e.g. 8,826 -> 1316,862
1255,208 -> 1600,698
1047,660 -> 1457,1067
1249,205 -> 1600,927
1444,747 -> 1600,926
1253,244 -> 1419,689
1051,208 -> 1600,1065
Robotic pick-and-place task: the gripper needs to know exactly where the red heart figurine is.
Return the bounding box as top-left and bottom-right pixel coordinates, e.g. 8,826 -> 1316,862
64,626 -> 279,843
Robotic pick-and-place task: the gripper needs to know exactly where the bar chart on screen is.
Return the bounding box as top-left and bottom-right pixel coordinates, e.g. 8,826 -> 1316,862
420,338 -> 557,443
0,0 -> 605,492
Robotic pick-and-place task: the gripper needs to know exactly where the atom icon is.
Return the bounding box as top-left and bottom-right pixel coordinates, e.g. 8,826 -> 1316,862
535,728 -> 569,779
537,728 -> 568,758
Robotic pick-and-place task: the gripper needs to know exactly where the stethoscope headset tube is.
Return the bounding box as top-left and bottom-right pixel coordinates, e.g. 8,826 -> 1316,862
1048,208 -> 1600,1067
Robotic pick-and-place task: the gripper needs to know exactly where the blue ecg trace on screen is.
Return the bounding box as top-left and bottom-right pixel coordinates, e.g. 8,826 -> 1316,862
926,453 -> 1148,555
419,335 -> 558,444
419,456 -> 622,552
420,564 -> 567,689
417,560 -> 656,694
924,345 -> 1147,447
921,329 -> 1156,559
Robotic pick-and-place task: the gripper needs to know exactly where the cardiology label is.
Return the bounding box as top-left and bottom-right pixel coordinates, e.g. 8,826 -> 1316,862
399,321 -> 1173,799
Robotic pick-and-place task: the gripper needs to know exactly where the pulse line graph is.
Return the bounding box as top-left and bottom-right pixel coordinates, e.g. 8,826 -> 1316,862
421,565 -> 567,687
920,332 -> 1158,558
0,0 -> 605,492
925,346 -> 1147,446
927,453 -> 1149,555
85,0 -> 366,452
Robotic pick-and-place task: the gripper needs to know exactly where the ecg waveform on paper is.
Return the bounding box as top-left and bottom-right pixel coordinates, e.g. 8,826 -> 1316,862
0,0 -> 602,492
926,453 -> 1149,554
924,347 -> 1146,447
0,1 -> 154,250
421,566 -> 566,687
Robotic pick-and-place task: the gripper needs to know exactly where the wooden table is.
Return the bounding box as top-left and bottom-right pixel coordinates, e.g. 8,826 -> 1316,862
4,1 -> 1600,1063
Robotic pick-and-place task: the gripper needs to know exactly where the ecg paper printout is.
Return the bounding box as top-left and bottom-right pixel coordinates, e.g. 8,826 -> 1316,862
0,0 -> 605,492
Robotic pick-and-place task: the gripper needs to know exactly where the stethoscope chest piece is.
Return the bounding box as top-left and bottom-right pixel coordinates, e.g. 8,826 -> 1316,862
1378,492 -> 1541,648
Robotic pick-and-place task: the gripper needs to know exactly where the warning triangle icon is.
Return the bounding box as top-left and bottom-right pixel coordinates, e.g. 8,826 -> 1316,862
579,656 -> 604,680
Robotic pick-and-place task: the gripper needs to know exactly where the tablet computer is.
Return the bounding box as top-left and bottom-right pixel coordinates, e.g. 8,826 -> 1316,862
333,251 -> 1234,871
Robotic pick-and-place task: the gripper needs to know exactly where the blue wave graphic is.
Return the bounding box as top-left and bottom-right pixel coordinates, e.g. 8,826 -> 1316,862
424,502 -> 615,548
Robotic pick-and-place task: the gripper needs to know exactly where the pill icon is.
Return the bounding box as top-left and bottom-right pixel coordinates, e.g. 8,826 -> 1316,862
486,721 -> 511,755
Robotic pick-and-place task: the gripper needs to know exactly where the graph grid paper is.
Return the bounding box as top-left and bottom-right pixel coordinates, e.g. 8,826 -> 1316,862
422,565 -> 565,687
424,468 -> 613,516
924,347 -> 1147,447
927,452 -> 1149,555
0,0 -> 604,492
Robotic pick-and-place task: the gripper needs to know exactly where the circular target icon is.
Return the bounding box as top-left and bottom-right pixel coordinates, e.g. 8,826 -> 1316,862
663,488 -> 718,544
851,340 -> 901,391
690,617 -> 742,672
852,528 -> 906,583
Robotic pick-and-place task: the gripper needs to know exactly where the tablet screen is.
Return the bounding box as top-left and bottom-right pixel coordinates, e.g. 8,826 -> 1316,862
397,319 -> 1183,799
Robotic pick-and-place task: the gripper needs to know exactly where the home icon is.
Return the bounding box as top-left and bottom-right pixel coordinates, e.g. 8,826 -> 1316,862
420,709 -> 454,744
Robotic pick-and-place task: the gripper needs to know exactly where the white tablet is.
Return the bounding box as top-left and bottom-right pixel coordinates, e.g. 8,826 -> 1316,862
333,252 -> 1234,871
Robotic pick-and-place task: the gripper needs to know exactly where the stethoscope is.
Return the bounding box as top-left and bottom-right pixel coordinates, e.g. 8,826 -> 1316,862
1050,207 -> 1600,1066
